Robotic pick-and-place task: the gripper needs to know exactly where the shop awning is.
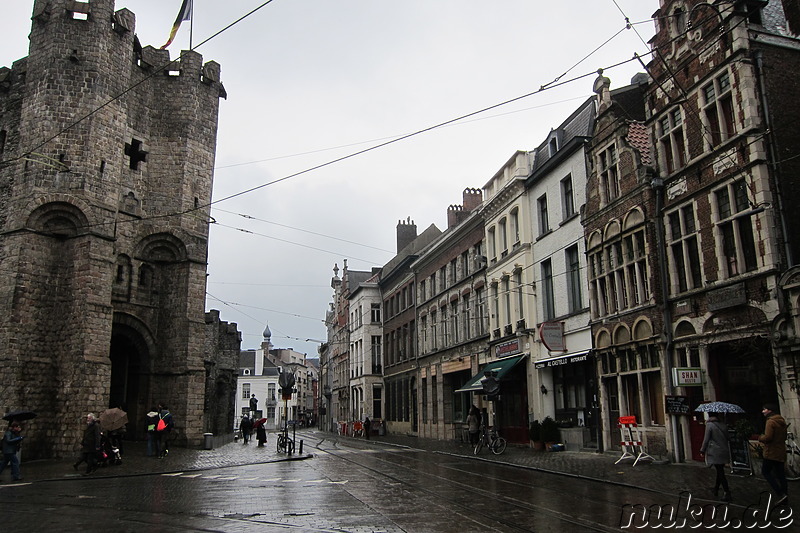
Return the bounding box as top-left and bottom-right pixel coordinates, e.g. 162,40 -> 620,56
455,355 -> 526,393
533,349 -> 592,369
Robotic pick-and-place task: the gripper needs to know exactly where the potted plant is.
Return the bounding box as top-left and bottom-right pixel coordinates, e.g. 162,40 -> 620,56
541,416 -> 560,451
529,420 -> 544,450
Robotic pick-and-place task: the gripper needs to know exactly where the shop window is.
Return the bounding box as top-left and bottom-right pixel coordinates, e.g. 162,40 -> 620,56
645,372 -> 665,425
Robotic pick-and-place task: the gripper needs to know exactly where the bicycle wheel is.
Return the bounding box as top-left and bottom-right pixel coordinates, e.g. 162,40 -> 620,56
749,442 -> 764,476
491,437 -> 507,455
473,438 -> 483,455
785,445 -> 800,481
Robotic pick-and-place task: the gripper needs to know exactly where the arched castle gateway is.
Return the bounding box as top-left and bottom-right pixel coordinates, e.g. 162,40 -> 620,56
0,0 -> 229,457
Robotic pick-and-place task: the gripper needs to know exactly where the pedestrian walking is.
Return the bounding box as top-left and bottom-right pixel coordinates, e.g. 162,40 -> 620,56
254,418 -> 267,447
467,406 -> 480,446
364,416 -> 371,440
699,413 -> 731,502
155,404 -> 174,458
240,415 -> 253,444
145,408 -> 158,456
759,403 -> 789,506
73,413 -> 101,475
0,421 -> 24,481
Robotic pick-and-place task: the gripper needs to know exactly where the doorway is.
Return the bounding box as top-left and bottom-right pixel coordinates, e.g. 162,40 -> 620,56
109,318 -> 152,439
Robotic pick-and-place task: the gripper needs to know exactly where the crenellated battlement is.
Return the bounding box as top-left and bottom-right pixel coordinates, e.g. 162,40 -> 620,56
0,0 -> 228,459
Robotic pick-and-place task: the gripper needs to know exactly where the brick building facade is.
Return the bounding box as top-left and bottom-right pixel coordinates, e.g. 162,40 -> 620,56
0,0 -> 228,457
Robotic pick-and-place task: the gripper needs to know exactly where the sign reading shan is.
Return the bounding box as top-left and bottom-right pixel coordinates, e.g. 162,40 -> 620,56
672,367 -> 704,387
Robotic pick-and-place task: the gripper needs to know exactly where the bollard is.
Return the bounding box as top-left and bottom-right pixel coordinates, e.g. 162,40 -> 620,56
299,439 -> 303,454
203,432 -> 213,450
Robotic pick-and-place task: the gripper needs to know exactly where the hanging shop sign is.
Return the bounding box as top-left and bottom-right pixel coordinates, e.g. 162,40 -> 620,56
672,367 -> 704,387
539,321 -> 566,352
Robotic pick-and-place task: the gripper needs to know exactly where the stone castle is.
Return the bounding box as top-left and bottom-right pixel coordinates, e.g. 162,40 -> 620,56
0,0 -> 231,457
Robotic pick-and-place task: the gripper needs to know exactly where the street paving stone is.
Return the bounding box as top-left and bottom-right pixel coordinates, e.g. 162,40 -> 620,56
1,428 -> 777,504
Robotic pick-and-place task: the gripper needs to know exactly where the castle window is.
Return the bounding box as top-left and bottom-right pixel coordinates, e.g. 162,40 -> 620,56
0,130 -> 6,160
124,138 -> 148,170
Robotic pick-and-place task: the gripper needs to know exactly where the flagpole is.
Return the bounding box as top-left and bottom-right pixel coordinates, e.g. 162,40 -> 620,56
189,0 -> 194,50
189,0 -> 194,49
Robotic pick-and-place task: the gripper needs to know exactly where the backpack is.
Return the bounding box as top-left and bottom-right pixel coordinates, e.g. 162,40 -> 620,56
157,412 -> 169,432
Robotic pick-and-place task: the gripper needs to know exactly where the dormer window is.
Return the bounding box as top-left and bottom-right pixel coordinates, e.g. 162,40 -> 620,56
549,137 -> 558,157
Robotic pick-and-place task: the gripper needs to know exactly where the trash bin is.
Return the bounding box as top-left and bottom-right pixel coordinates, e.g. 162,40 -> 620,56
203,433 -> 214,450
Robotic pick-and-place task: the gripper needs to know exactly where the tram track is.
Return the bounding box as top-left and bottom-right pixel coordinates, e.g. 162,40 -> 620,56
305,436 -> 628,532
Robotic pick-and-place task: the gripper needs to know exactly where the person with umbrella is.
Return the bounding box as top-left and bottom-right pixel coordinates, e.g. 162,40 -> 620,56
254,418 -> 268,447
699,412 -> 732,502
0,421 -> 24,482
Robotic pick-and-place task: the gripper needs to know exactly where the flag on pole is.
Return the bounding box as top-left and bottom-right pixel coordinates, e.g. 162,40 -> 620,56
160,0 -> 193,49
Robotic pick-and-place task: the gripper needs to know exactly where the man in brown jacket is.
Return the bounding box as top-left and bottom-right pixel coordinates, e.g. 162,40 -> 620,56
759,403 -> 788,506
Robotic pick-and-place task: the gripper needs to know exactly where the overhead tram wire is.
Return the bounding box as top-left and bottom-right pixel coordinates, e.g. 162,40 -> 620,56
213,95 -> 593,170
206,292 -> 324,323
5,14 -> 675,235
210,221 -> 386,265
211,207 -> 395,254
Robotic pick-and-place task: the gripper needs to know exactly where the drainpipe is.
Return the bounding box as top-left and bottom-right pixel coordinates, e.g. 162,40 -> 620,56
753,50 -> 793,268
651,173 -> 680,462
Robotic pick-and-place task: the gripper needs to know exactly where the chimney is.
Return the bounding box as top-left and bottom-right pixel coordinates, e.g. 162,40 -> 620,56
396,217 -> 417,252
447,205 -> 465,229
462,187 -> 482,211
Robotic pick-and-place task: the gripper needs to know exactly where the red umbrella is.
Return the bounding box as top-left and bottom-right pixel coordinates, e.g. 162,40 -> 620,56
253,418 -> 267,428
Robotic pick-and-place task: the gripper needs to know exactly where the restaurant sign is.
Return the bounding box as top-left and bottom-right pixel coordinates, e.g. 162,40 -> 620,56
672,367 -> 704,387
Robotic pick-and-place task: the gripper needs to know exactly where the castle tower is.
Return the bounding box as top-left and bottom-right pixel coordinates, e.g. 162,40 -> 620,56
0,0 -> 226,457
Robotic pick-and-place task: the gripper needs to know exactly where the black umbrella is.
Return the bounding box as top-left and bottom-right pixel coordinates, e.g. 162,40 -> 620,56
3,409 -> 37,422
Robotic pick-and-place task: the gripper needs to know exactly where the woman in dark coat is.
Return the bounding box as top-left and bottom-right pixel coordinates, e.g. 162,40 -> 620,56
254,418 -> 267,447
700,413 -> 731,502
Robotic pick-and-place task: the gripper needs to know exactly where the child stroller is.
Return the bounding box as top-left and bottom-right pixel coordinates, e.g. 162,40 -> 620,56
98,408 -> 127,466
97,429 -> 123,467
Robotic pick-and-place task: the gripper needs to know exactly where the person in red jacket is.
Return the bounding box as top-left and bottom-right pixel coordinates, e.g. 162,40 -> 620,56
759,403 -> 788,506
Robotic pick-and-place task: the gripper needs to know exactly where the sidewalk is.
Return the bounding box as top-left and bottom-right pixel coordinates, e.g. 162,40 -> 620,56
4,428 -> 775,506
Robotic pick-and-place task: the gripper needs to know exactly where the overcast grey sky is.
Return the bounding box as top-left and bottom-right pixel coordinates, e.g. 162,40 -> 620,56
2,0 -> 659,355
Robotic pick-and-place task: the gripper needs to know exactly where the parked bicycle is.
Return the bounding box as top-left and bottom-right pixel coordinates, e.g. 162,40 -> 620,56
277,432 -> 294,454
474,426 -> 506,455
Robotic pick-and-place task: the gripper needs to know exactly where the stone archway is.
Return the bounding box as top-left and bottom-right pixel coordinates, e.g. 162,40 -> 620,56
109,314 -> 155,440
